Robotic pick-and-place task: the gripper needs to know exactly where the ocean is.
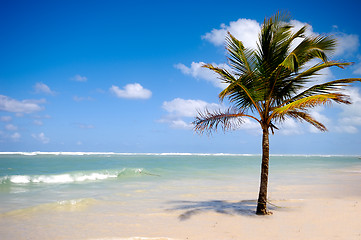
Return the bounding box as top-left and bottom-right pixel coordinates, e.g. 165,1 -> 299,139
0,152 -> 360,240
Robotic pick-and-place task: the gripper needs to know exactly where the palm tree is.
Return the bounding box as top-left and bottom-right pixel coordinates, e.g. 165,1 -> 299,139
193,13 -> 361,215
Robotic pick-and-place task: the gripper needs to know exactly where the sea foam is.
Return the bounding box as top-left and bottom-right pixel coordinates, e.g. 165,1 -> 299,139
9,175 -> 31,184
1,168 -> 144,185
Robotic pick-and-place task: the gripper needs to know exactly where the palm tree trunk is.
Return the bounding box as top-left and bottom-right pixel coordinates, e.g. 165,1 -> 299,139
256,127 -> 271,215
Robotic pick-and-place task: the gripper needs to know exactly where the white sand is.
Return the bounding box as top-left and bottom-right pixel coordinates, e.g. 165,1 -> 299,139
1,196 -> 361,240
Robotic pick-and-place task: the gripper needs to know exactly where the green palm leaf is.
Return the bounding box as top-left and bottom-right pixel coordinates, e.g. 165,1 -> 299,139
290,78 -> 361,101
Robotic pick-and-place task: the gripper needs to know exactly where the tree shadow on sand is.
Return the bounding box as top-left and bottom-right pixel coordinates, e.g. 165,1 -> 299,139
167,199 -> 277,221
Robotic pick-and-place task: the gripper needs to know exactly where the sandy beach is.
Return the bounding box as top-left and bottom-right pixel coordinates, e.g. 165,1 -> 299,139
1,198 -> 361,240
1,182 -> 361,240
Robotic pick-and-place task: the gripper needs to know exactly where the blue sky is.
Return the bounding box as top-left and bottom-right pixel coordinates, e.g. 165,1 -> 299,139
1,0 -> 361,154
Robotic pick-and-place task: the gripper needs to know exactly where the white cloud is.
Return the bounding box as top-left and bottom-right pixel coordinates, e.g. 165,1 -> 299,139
288,21 -> 359,57
273,87 -> 361,135
334,125 -> 358,134
334,87 -> 361,134
334,33 -> 359,57
160,98 -> 261,132
110,83 -> 152,99
32,132 -> 50,144
159,98 -> 261,133
71,74 -> 87,82
269,106 -> 334,136
0,130 -> 21,142
202,19 -> 315,51
0,95 -> 45,114
160,98 -> 222,129
237,118 -> 260,134
278,118 -> 304,135
288,20 -> 316,52
5,124 -> 18,131
34,82 -> 55,95
338,116 -> 361,126
162,98 -> 221,118
158,118 -> 193,129
202,18 -> 261,49
1,116 -> 12,122
202,17 -> 359,61
307,108 -> 332,133
175,62 -> 229,89
10,132 -> 21,141
188,19 -> 337,89
338,87 -> 361,116
290,20 -> 314,34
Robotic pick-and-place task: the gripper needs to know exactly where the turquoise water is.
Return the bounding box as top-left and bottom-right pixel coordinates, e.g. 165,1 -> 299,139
0,153 -> 360,214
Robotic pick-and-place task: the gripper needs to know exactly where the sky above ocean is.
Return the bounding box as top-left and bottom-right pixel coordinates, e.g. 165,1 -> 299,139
1,0 -> 361,154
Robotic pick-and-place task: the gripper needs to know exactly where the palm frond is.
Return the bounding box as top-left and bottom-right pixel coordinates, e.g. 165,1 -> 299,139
278,34 -> 336,72
286,110 -> 327,131
255,14 -> 306,103
265,31 -> 339,106
193,108 -> 260,134
280,52 -> 299,72
272,93 -> 350,117
203,64 -> 263,115
295,35 -> 336,65
218,73 -> 258,100
290,78 -> 361,101
274,63 -> 356,105
295,62 -> 352,82
257,16 -> 293,76
202,63 -> 236,84
226,32 -> 256,75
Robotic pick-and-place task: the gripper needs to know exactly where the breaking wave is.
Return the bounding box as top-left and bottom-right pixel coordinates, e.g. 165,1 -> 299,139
0,168 -> 150,185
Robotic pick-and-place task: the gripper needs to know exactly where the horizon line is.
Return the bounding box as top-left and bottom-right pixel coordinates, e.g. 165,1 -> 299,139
0,151 -> 359,157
